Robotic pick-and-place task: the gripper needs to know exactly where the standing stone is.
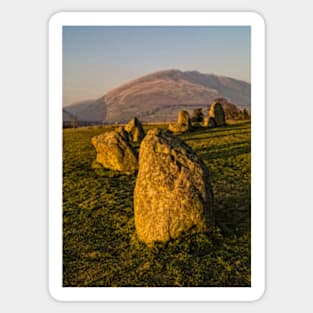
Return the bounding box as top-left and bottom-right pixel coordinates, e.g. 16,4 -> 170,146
209,102 -> 226,126
177,110 -> 192,128
168,110 -> 191,133
91,131 -> 138,174
124,117 -> 145,143
134,128 -> 214,245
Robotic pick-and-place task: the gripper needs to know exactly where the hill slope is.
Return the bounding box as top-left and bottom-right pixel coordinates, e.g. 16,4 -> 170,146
65,97 -> 105,122
65,70 -> 250,123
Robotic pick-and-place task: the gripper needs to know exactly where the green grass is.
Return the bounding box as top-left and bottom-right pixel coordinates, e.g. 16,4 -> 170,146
63,121 -> 251,287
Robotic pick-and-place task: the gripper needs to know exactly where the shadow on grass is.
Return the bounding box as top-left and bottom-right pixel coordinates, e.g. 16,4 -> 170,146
198,143 -> 251,161
214,193 -> 251,236
185,129 -> 251,142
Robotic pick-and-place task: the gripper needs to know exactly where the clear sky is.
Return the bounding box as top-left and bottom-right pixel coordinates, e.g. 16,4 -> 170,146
63,26 -> 250,106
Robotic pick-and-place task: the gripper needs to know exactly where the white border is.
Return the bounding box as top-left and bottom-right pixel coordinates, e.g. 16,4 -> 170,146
49,11 -> 265,302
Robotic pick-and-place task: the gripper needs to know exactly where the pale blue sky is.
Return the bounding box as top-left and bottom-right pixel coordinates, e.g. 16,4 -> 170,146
63,26 -> 250,105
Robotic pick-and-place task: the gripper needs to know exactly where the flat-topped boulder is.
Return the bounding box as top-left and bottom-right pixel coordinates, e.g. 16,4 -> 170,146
134,128 -> 214,245
124,117 -> 145,143
91,130 -> 138,174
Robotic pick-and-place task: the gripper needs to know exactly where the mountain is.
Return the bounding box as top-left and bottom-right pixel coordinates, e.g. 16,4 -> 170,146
65,70 -> 250,123
63,108 -> 76,121
63,108 -> 78,128
64,97 -> 105,122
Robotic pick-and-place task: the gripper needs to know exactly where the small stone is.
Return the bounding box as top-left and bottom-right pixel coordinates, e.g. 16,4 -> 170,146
204,116 -> 217,128
208,117 -> 217,128
168,110 -> 191,133
124,117 -> 145,143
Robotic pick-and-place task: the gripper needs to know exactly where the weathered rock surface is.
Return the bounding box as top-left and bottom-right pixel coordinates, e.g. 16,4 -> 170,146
168,110 -> 192,133
124,117 -> 145,142
91,131 -> 138,174
134,128 -> 214,245
177,110 -> 191,127
115,126 -> 129,142
209,102 -> 226,126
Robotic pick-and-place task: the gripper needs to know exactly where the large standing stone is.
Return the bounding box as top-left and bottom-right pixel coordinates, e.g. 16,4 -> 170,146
168,110 -> 191,133
209,102 -> 226,126
134,128 -> 214,245
124,117 -> 145,143
91,131 -> 138,174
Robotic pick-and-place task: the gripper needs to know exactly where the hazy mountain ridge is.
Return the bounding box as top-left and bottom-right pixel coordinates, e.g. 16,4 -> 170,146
65,70 -> 250,123
65,97 -> 105,122
63,108 -> 77,121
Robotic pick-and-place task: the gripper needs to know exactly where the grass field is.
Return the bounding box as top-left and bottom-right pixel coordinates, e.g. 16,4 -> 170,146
63,120 -> 251,287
